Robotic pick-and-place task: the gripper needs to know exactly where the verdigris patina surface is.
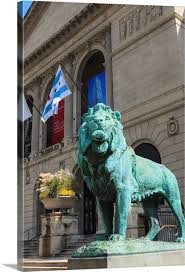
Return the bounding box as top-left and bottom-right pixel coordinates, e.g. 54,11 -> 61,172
77,103 -> 185,245
72,239 -> 185,258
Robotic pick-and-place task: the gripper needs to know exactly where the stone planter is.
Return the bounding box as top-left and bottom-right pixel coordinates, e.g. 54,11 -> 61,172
41,196 -> 79,210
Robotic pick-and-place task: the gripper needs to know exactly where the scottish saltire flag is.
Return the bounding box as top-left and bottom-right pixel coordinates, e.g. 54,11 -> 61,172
18,93 -> 32,122
41,65 -> 72,122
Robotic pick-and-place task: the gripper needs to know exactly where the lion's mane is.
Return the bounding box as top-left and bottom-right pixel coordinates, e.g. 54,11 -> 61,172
77,103 -> 127,185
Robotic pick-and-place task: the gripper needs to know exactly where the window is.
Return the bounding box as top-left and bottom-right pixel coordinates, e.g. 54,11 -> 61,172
43,80 -> 65,148
81,51 -> 105,117
46,100 -> 64,147
134,142 -> 164,205
24,96 -> 33,157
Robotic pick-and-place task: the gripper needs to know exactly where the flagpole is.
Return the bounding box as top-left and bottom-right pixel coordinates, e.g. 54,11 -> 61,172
25,62 -> 92,122
60,62 -> 91,107
27,96 -> 43,119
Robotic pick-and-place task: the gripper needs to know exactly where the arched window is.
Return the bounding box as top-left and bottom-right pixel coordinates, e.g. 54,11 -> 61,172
24,95 -> 33,157
43,80 -> 65,148
134,143 -> 161,164
81,51 -> 106,117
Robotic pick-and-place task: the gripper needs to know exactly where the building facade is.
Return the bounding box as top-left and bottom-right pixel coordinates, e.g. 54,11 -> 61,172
23,2 -> 185,240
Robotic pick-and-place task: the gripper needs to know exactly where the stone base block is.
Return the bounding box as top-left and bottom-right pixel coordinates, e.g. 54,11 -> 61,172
39,235 -> 67,257
39,212 -> 79,257
69,250 -> 185,270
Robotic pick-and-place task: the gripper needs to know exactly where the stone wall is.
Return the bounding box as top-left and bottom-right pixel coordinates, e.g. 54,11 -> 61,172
111,6 -> 184,121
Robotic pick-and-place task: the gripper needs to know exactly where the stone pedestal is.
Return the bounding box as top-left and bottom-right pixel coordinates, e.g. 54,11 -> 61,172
69,250 -> 185,269
39,212 -> 79,257
69,239 -> 185,269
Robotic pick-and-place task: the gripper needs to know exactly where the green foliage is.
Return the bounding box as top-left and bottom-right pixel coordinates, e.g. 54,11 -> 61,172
37,169 -> 78,199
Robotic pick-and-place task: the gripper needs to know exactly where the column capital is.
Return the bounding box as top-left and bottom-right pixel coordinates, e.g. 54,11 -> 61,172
49,66 -> 56,77
104,23 -> 111,33
32,76 -> 43,89
64,53 -> 75,65
101,23 -> 111,37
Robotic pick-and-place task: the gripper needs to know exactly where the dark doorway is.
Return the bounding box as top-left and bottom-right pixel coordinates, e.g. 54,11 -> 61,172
134,142 -> 163,237
134,143 -> 161,163
84,183 -> 96,234
80,51 -> 105,234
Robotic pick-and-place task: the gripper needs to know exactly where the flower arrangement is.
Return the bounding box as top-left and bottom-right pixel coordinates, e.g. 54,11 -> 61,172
37,169 -> 79,200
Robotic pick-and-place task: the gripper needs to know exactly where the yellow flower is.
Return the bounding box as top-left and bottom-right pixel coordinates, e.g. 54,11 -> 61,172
57,188 -> 75,196
39,191 -> 48,199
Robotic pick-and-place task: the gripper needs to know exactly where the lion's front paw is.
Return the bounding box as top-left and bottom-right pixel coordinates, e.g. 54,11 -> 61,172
176,237 -> 185,243
108,234 -> 125,241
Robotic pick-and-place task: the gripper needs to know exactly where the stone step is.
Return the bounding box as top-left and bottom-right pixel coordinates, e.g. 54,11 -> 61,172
72,240 -> 93,245
23,259 -> 68,268
24,252 -> 39,258
65,245 -> 80,249
24,247 -> 38,251
24,240 -> 39,244
75,240 -> 93,244
24,240 -> 39,258
23,266 -> 68,271
24,249 -> 38,252
24,251 -> 38,255
61,250 -> 74,257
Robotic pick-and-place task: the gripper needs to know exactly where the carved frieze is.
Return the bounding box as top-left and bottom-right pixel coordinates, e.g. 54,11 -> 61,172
119,6 -> 163,42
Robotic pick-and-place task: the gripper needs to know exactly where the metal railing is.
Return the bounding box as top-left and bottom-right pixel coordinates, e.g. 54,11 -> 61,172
24,225 -> 41,241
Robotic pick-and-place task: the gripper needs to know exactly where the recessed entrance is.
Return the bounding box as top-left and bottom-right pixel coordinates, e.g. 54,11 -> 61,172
134,142 -> 161,163
79,50 -> 106,234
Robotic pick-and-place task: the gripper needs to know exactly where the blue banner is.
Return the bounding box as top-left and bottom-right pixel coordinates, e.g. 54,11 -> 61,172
88,72 -> 106,108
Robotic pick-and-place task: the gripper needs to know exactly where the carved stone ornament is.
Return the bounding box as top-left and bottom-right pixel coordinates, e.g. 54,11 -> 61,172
119,6 -> 163,42
167,116 -> 179,136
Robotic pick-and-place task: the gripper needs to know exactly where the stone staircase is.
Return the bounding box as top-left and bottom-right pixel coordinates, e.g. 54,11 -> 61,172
23,234 -> 96,271
58,234 -> 96,257
24,240 -> 39,258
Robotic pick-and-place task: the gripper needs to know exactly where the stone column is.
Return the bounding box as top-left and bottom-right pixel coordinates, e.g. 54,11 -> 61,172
64,56 -> 74,145
31,77 -> 42,158
104,25 -> 114,109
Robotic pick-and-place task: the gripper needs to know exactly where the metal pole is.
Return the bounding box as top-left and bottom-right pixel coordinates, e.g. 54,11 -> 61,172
27,96 -> 43,118
60,62 -> 92,107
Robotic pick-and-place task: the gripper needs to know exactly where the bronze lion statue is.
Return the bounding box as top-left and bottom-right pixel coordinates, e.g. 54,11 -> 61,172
77,103 -> 185,242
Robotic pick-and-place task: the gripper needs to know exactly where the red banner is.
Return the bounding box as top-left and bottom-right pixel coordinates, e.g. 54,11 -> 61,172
51,100 -> 64,145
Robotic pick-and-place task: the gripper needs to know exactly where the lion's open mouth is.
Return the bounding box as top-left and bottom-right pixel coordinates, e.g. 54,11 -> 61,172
92,141 -> 108,155
92,130 -> 106,142
91,130 -> 109,155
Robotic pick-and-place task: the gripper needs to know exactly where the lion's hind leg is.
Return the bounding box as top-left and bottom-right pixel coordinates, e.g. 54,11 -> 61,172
165,194 -> 185,242
142,198 -> 160,241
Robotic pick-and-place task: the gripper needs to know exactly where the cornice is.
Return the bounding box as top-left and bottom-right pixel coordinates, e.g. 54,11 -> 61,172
23,2 -> 50,42
24,23 -> 110,88
24,3 -> 112,73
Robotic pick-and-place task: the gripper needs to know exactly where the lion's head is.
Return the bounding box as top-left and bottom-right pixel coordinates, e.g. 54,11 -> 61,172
77,103 -> 127,166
